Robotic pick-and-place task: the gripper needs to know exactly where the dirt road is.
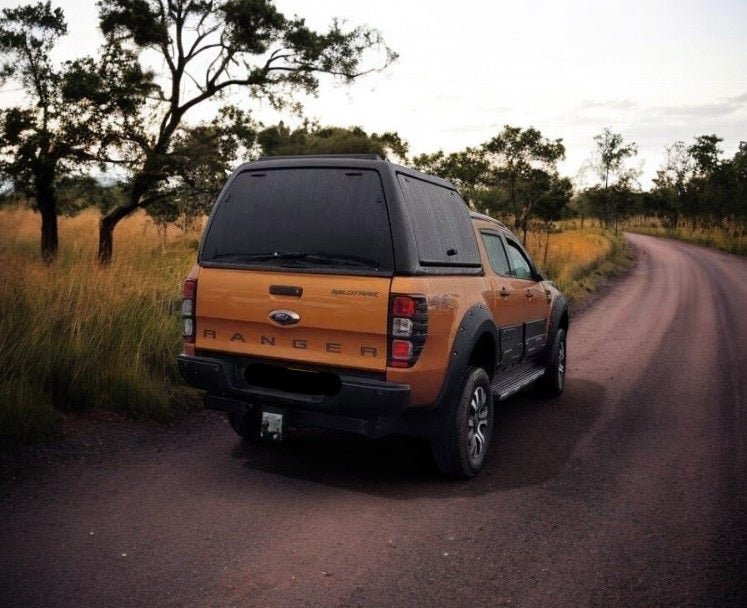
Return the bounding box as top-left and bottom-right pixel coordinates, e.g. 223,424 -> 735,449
1,233 -> 745,607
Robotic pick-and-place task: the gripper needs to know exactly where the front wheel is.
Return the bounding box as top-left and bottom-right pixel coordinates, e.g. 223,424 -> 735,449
431,366 -> 494,479
537,328 -> 566,397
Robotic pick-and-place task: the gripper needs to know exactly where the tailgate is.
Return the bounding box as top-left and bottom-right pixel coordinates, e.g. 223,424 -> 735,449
195,268 -> 391,371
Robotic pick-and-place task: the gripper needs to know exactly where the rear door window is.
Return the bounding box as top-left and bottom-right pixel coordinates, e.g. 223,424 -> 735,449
480,232 -> 511,275
505,239 -> 534,279
397,174 -> 481,267
200,168 -> 394,274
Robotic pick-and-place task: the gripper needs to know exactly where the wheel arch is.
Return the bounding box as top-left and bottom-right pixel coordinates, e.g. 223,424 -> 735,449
431,303 -> 498,413
468,332 -> 497,380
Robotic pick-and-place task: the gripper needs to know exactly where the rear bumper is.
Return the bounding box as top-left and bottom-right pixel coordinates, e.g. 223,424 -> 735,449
177,353 -> 410,418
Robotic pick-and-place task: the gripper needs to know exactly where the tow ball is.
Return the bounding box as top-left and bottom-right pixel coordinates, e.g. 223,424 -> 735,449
260,409 -> 285,442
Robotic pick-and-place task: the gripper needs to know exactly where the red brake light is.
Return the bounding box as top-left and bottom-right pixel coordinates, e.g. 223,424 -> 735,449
183,279 -> 196,299
391,340 -> 413,359
392,296 -> 416,317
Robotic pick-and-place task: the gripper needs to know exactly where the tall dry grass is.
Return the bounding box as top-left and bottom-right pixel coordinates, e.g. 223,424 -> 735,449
0,207 -> 630,444
0,207 -> 203,444
525,227 -> 632,304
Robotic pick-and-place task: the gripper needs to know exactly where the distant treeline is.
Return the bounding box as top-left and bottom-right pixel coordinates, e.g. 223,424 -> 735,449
1,2 -> 745,264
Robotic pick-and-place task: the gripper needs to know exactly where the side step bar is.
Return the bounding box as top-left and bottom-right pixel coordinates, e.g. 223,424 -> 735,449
491,365 -> 545,401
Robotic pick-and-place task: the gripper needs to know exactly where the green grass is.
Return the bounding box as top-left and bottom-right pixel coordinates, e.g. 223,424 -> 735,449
0,207 -> 202,447
624,220 -> 747,256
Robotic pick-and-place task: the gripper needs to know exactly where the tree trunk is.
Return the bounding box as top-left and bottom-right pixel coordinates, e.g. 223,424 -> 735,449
98,201 -> 139,264
97,162 -> 161,263
98,217 -> 115,264
34,161 -> 59,264
39,197 -> 58,264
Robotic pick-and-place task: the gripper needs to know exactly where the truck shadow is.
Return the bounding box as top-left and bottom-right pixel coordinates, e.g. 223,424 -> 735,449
230,378 -> 604,498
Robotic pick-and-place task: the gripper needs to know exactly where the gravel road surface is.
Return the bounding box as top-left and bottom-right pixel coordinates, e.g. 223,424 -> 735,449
1,233 -> 745,607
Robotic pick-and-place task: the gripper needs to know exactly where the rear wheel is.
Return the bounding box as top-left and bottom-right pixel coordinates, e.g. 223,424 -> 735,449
227,406 -> 262,440
538,328 -> 566,397
431,366 -> 494,479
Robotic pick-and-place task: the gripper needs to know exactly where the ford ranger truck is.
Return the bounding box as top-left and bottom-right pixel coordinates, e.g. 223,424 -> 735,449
178,155 -> 569,478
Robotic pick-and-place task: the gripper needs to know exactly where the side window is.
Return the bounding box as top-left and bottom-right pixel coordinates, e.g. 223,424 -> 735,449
480,232 -> 511,275
396,174 -> 481,267
505,239 -> 534,279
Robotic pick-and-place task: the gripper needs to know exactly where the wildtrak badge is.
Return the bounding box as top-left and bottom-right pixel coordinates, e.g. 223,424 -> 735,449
331,289 -> 379,297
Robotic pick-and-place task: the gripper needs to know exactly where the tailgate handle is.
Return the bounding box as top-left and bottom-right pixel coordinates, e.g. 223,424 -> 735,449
270,285 -> 303,297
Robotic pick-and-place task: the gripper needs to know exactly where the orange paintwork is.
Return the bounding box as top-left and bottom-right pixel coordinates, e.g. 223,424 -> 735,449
183,217 -> 562,409
473,218 -> 552,331
385,274 -> 491,406
193,268 -> 391,371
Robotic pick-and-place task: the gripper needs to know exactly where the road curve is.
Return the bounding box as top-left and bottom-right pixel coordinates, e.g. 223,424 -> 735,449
1,233 -> 745,607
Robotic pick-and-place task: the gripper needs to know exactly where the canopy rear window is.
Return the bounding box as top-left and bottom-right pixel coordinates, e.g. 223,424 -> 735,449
200,168 -> 394,274
397,174 -> 481,268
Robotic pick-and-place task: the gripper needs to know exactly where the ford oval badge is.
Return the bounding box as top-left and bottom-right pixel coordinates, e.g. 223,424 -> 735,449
269,309 -> 300,326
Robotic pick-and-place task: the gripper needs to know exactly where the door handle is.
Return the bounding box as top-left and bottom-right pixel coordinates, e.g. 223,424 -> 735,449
499,286 -> 510,297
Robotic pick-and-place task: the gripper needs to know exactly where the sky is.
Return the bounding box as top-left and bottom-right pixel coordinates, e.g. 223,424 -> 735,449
1,0 -> 746,188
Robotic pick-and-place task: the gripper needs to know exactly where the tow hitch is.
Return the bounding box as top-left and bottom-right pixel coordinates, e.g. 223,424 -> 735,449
260,408 -> 285,442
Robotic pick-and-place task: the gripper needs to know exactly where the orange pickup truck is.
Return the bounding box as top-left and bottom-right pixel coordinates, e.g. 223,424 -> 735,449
178,155 -> 569,477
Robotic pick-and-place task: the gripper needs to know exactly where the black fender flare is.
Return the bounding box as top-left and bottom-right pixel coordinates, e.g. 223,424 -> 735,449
545,293 -> 569,361
406,303 -> 498,436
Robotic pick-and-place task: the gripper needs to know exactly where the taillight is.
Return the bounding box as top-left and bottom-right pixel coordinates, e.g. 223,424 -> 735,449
182,279 -> 197,343
388,294 -> 428,368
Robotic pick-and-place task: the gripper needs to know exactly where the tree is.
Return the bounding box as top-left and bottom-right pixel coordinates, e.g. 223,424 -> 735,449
257,122 -> 408,160
144,106 -> 257,236
731,142 -> 747,224
686,134 -> 725,225
569,188 -> 596,228
590,128 -> 638,231
56,174 -> 127,217
688,134 -> 723,177
0,2 -> 152,262
85,0 -> 396,262
482,126 -> 565,241
0,2 -> 69,262
411,147 -> 490,206
652,141 -> 692,228
533,173 -> 572,264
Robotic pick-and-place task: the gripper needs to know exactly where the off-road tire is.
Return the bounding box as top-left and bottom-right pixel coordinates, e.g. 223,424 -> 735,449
431,366 -> 494,479
537,328 -> 566,397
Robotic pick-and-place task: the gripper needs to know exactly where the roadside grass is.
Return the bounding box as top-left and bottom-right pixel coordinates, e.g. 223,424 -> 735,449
1,207 -> 632,445
525,228 -> 634,308
0,207 -> 203,447
624,219 -> 747,256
